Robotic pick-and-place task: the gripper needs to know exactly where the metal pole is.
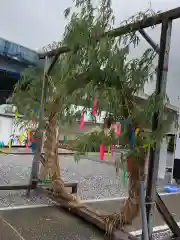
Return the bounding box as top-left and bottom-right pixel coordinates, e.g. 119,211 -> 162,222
145,19 -> 172,239
28,56 -> 50,191
140,181 -> 149,240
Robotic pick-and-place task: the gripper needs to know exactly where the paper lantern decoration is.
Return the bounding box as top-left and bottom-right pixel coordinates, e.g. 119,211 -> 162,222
100,144 -> 104,160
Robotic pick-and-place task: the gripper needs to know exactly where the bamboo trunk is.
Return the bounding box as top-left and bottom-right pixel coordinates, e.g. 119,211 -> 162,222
39,112 -> 60,180
121,158 -> 144,224
39,109 -> 80,204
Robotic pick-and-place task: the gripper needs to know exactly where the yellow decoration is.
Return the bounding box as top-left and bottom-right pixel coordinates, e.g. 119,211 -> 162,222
143,144 -> 149,149
135,128 -> 140,136
15,111 -> 19,119
8,141 -> 11,148
19,133 -> 24,143
106,145 -> 110,160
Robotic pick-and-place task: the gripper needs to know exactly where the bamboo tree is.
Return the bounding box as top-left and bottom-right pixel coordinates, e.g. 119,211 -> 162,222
9,0 -> 175,232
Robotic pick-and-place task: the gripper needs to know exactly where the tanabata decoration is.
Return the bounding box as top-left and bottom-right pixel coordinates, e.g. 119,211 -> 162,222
106,145 -> 111,160
19,132 -> 25,143
31,142 -> 36,153
15,111 -> 19,120
28,130 -> 32,144
135,127 -> 140,136
100,144 -> 104,160
80,113 -> 84,129
123,167 -> 127,185
10,139 -> 14,145
8,140 -> 11,149
64,136 -> 67,144
111,144 -> 114,159
39,174 -> 52,184
116,124 -> 121,136
0,141 -> 4,148
129,125 -> 135,147
25,143 -> 29,152
92,99 -> 97,115
90,99 -> 93,108
143,144 -> 149,149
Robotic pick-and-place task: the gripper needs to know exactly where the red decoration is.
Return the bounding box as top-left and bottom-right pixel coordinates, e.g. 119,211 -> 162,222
92,99 -> 97,115
80,113 -> 84,129
100,144 -> 104,160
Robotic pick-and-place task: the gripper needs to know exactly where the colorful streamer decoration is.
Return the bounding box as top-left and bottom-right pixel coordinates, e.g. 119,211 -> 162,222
116,124 -> 121,136
106,145 -> 110,160
129,125 -> 135,147
143,144 -> 149,149
19,132 -> 24,143
92,99 -> 97,115
135,128 -> 140,136
100,144 -> 104,160
8,140 -> 11,149
90,99 -> 93,108
25,143 -> 29,152
10,139 -> 14,145
80,113 -> 84,129
111,144 -> 114,159
28,130 -> 32,143
31,142 -> 36,153
123,167 -> 127,185
15,111 -> 19,120
64,136 -> 67,144
0,141 -> 4,148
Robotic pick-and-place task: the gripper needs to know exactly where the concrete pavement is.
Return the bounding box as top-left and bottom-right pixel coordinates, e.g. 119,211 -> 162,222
0,206 -> 105,240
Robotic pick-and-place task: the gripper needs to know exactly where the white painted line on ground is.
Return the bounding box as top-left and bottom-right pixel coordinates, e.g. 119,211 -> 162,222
0,191 -> 179,211
0,203 -> 58,211
81,191 -> 180,203
130,222 -> 180,236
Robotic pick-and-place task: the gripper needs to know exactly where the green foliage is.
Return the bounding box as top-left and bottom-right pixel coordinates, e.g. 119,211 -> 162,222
8,0 -> 174,170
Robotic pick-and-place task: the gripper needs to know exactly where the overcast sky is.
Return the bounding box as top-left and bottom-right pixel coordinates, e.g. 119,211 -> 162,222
0,0 -> 180,107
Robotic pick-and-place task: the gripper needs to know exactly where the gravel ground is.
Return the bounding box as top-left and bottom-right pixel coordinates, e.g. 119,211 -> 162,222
0,153 -> 175,239
0,153 -> 165,204
0,154 -> 128,202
